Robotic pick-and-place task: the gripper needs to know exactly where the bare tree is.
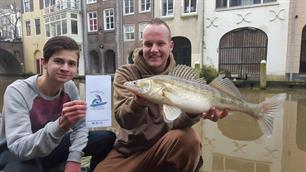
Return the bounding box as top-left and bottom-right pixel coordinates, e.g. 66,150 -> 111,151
0,0 -> 21,41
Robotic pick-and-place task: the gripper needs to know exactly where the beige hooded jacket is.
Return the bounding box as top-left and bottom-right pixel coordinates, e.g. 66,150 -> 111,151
113,48 -> 200,155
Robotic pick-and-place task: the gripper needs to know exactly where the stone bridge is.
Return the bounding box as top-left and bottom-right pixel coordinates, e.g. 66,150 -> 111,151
0,41 -> 24,74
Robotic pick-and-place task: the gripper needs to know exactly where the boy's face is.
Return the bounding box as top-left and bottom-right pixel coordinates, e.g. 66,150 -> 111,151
42,49 -> 78,84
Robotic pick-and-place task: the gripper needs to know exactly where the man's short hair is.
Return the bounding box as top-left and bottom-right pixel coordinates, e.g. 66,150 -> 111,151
148,18 -> 171,38
43,36 -> 80,61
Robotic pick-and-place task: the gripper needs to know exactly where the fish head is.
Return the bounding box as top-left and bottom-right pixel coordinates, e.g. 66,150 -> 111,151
123,78 -> 166,103
124,79 -> 152,96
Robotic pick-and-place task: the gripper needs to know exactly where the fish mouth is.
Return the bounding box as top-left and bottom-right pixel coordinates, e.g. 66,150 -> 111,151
123,82 -> 134,91
123,82 -> 142,95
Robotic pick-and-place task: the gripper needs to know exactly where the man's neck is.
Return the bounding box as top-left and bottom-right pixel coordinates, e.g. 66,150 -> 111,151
151,62 -> 168,74
37,75 -> 62,97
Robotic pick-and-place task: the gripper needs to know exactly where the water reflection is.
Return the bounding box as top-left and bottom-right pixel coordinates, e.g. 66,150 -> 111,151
202,88 -> 306,172
1,78 -> 306,172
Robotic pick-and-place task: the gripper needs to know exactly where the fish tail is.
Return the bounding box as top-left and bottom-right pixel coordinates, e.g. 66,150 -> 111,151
257,93 -> 286,137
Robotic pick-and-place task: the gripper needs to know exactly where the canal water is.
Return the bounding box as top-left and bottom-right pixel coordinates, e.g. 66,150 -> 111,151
202,88 -> 306,172
0,77 -> 306,172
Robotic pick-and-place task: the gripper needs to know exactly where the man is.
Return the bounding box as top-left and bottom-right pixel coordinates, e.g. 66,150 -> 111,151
0,36 -> 115,172
94,18 -> 227,172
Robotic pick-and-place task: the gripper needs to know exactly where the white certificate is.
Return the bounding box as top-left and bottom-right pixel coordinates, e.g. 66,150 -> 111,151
85,75 -> 112,128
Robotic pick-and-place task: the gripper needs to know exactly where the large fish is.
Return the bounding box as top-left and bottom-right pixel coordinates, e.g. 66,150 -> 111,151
123,65 -> 286,136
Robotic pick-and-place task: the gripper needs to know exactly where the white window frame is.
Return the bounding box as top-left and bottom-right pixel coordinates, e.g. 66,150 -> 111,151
87,11 -> 97,32
124,24 -> 135,41
216,0 -> 277,9
182,0 -> 197,15
139,0 -> 151,13
123,0 -> 134,15
161,0 -> 174,17
71,19 -> 78,35
45,14 -> 67,38
44,0 -> 55,8
87,0 -> 97,4
138,23 -> 148,40
103,8 -> 115,31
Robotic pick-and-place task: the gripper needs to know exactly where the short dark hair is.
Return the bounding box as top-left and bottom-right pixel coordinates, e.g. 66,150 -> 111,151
43,36 -> 80,61
148,18 -> 171,37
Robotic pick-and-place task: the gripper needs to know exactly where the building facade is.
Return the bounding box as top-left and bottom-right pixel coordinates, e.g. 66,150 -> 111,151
43,0 -> 84,75
21,0 -> 45,74
118,0 -> 154,66
85,0 -> 154,73
86,0 -> 117,74
203,0 -> 289,80
286,0 -> 306,80
20,0 -> 84,75
154,0 -> 204,67
0,0 -> 23,74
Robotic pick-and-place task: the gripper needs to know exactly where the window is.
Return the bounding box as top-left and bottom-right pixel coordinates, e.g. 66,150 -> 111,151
123,0 -> 134,15
25,20 -> 31,36
230,0 -> 260,7
45,24 -> 50,37
44,0 -> 55,8
104,8 -> 115,30
71,20 -> 78,34
263,0 -> 276,3
87,0 -> 97,4
139,23 -> 147,40
35,18 -> 41,35
88,12 -> 97,32
56,21 -> 61,35
161,0 -> 174,17
183,0 -> 197,14
216,0 -> 276,9
23,0 -> 31,12
216,0 -> 227,8
71,13 -> 78,34
45,14 -> 67,37
124,24 -> 135,41
62,20 -> 67,34
71,13 -> 78,19
139,0 -> 151,12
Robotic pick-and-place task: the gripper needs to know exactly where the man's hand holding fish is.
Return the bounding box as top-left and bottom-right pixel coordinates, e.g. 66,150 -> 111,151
201,107 -> 229,122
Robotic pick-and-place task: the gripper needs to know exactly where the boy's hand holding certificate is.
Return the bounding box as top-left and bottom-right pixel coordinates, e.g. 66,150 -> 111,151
85,75 -> 112,128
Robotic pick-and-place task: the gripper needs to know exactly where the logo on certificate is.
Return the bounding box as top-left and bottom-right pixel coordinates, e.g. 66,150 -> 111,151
89,91 -> 107,110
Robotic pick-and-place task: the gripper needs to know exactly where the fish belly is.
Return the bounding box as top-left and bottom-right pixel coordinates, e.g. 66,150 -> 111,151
168,91 -> 212,114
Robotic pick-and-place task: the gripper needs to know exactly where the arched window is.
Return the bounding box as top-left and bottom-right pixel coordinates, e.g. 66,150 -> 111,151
90,50 -> 100,74
172,37 -> 192,66
219,27 -> 267,80
104,49 -> 116,74
299,25 -> 306,73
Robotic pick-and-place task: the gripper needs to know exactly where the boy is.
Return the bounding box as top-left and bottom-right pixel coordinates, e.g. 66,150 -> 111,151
0,36 -> 115,172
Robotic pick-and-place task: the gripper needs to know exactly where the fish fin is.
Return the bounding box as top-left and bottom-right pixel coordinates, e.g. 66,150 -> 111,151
209,76 -> 244,100
195,78 -> 207,85
163,104 -> 182,122
170,65 -> 204,81
257,93 -> 287,137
